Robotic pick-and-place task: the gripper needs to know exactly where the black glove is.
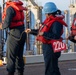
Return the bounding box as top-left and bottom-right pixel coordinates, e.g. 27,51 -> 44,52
68,35 -> 76,43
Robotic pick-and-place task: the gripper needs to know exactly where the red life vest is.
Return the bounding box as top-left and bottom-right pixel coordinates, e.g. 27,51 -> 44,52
71,18 -> 76,36
37,15 -> 67,44
2,1 -> 27,28
2,2 -> 10,22
36,15 -> 67,52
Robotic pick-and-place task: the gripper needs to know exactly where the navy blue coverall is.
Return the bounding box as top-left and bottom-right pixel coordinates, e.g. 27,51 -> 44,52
30,21 -> 63,75
2,6 -> 26,73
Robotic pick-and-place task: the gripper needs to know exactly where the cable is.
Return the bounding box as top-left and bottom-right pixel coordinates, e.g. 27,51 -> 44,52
6,30 -> 26,41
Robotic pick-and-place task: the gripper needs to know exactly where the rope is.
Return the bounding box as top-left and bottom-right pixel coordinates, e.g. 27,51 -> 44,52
6,30 -> 26,41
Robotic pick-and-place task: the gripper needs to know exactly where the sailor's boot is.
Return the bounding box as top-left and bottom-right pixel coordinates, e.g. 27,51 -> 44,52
7,72 -> 14,75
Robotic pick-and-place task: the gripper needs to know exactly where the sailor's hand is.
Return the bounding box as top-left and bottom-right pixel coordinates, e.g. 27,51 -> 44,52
38,32 -> 44,36
74,36 -> 76,40
25,29 -> 31,33
0,23 -> 2,29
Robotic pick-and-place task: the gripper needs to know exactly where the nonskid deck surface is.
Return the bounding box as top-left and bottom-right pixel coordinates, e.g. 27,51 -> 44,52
0,60 -> 76,75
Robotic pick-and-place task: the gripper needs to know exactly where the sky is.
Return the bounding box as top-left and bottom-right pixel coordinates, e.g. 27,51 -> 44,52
0,0 -> 70,10
38,0 -> 70,10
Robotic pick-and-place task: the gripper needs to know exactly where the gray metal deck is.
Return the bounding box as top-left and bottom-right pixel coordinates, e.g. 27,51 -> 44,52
0,60 -> 76,75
